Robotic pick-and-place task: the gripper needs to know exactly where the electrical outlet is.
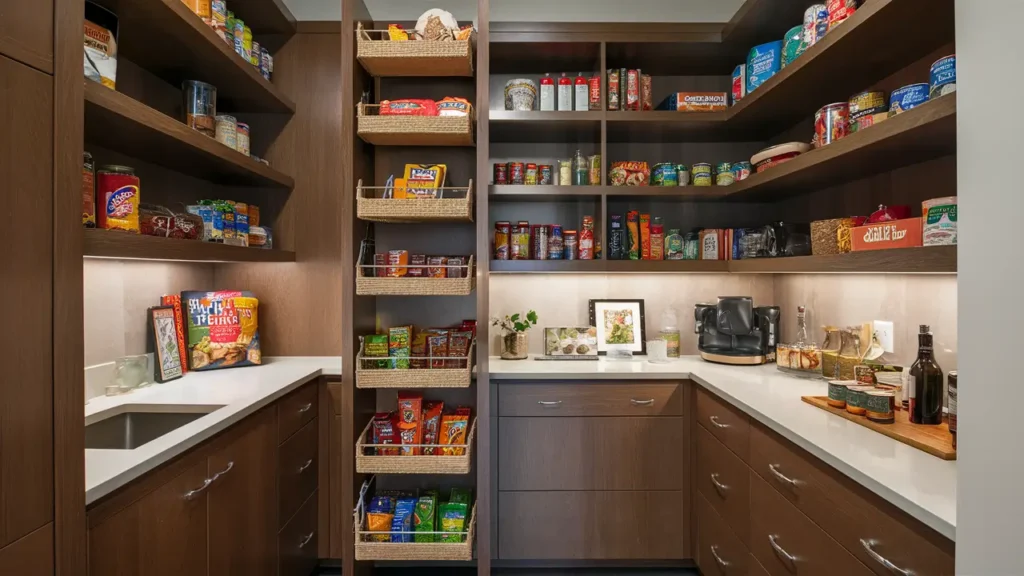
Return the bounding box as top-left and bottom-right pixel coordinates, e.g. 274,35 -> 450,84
874,320 -> 894,354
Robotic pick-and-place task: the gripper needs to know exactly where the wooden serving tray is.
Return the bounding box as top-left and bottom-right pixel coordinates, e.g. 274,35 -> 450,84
801,396 -> 956,460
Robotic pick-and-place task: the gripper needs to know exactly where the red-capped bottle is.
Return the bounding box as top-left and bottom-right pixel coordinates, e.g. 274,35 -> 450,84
574,73 -> 589,111
539,73 -> 555,111
557,72 -> 573,111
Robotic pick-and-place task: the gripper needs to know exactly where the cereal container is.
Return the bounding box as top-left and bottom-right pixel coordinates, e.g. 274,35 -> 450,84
96,165 -> 140,233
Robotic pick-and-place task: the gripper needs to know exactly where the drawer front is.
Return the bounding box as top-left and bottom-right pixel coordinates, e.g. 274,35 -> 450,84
279,383 -> 317,443
0,1 -> 53,72
279,491 -> 318,576
697,425 -> 751,545
750,472 -> 873,576
749,554 -> 772,576
279,418 -> 318,528
499,417 -> 685,490
696,493 -> 749,576
498,491 -> 684,559
499,382 -> 683,416
696,388 -> 750,462
750,424 -> 955,576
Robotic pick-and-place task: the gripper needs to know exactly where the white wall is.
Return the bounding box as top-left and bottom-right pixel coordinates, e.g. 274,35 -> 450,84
955,0 -> 1024,572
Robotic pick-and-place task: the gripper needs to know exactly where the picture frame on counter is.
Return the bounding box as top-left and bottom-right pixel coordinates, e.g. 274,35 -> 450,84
589,299 -> 647,355
148,305 -> 184,383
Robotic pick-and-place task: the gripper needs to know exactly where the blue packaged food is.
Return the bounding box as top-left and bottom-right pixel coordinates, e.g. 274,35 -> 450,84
747,41 -> 782,94
390,498 -> 417,543
651,163 -> 678,186
782,26 -> 804,68
802,4 -> 829,51
889,83 -> 929,116
930,55 -> 956,98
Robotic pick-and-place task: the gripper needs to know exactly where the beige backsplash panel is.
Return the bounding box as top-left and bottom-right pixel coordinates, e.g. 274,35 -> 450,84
83,259 -> 214,368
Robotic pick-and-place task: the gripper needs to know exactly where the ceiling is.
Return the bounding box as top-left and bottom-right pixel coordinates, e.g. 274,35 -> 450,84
281,0 -> 746,23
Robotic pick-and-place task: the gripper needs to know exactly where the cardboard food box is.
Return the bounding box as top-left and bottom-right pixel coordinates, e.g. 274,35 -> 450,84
543,327 -> 598,356
850,218 -> 923,251
657,92 -> 729,112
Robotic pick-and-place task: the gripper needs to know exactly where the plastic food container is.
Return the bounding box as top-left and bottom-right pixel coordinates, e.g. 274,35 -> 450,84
751,142 -> 810,173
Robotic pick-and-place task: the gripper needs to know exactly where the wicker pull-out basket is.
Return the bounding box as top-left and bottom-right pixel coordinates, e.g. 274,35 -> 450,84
356,102 -> 475,146
355,417 -> 476,475
356,178 -> 474,223
357,255 -> 475,296
356,23 -> 475,77
355,338 -> 474,389
353,496 -> 476,561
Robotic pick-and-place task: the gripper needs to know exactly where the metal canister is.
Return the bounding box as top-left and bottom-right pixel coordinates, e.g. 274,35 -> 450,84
538,164 -> 554,185
183,80 -> 217,137
930,55 -> 956,98
532,225 -> 549,260
865,390 -> 896,424
215,114 -> 238,149
814,102 -> 849,147
564,230 -> 579,260
494,221 -> 511,260
510,162 -> 525,185
732,161 -> 752,181
548,225 -> 564,260
525,163 -> 539,185
675,164 -> 690,186
715,162 -> 734,186
803,4 -> 828,49
236,122 -> 251,156
849,90 -> 886,117
692,163 -> 713,186
889,83 -> 930,116
558,160 -> 572,186
608,215 -> 624,260
493,163 -> 508,185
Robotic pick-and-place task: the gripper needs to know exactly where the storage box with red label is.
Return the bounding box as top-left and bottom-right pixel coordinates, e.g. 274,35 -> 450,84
850,218 -> 923,251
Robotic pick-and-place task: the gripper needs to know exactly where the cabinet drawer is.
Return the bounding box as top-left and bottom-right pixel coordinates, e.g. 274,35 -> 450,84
278,383 -> 317,443
498,491 -> 684,559
499,382 -> 683,416
0,2 -> 53,72
279,419 -> 318,528
750,472 -> 873,576
498,417 -> 685,490
749,554 -> 771,576
750,424 -> 955,576
279,491 -> 318,576
697,493 -> 748,576
696,388 -> 750,462
0,523 -> 52,576
698,425 -> 750,545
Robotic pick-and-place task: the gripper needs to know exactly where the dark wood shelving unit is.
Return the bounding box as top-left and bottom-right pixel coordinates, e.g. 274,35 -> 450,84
489,111 -> 602,143
490,260 -> 730,273
490,185 -> 605,202
729,246 -> 957,274
89,0 -> 296,113
83,229 -> 296,262
606,111 -> 732,143
84,82 -> 295,188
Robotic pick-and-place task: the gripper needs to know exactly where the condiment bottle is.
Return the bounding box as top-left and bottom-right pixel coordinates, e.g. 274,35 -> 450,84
665,229 -> 683,259
572,150 -> 587,185
650,216 -> 665,260
557,73 -> 573,111
608,215 -> 625,260
539,73 -> 555,111
909,325 -> 944,425
575,73 -> 589,111
660,309 -> 681,358
579,216 -> 595,260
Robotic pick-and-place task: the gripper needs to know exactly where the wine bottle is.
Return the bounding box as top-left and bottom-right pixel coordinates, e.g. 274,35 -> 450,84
909,325 -> 944,425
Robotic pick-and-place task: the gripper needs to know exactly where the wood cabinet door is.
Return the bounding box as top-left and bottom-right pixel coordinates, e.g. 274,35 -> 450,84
0,0 -> 53,72
88,462 -> 210,576
208,410 -> 278,576
0,54 -> 54,549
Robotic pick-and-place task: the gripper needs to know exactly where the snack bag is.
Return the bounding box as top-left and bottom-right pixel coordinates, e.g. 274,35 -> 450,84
182,291 -> 261,371
440,408 -> 470,455
450,487 -> 472,506
403,164 -> 447,199
365,334 -> 389,369
414,496 -> 437,543
371,412 -> 400,455
389,326 -> 411,369
439,502 -> 468,543
397,392 -> 423,455
437,97 -> 471,117
390,498 -> 417,543
421,402 -> 444,455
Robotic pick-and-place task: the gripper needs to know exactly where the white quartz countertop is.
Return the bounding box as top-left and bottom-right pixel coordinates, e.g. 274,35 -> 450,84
489,355 -> 957,541
85,356 -> 341,505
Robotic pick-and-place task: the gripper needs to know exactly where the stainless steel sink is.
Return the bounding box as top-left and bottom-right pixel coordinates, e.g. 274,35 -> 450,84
85,405 -> 223,450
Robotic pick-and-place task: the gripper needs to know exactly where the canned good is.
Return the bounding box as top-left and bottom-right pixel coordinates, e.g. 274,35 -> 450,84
865,390 -> 896,424
849,90 -> 886,117
260,47 -> 272,80
250,40 -> 261,67
215,114 -> 237,149
242,25 -> 253,61
539,164 -> 554,185
845,385 -> 874,416
511,225 -> 530,260
564,230 -> 578,260
236,122 -> 251,156
802,4 -> 828,50
827,380 -> 855,408
675,164 -> 690,186
548,225 -> 564,259
558,160 -> 571,186
930,55 -> 956,98
96,165 -> 141,233
510,162 -> 525,185
814,102 -> 849,147
525,163 -> 539,185
651,163 -> 678,186
493,163 -> 508,185
692,163 -> 713,186
732,161 -> 752,181
827,0 -> 857,31
588,155 -> 601,185
83,152 -> 96,227
532,225 -> 549,260
850,106 -> 887,132
683,232 -> 700,259
715,162 -> 734,186
494,221 -> 511,260
889,83 -> 929,116
183,80 -> 217,137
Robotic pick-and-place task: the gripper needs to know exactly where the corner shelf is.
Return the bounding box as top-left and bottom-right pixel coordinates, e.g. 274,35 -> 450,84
489,185 -> 605,202
489,111 -> 602,143
83,229 -> 296,263
489,260 -> 729,273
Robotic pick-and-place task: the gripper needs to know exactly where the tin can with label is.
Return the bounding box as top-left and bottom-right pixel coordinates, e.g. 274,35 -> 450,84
930,55 -> 956,98
539,164 -> 554,185
865,390 -> 896,424
532,225 -> 549,260
802,4 -> 828,50
260,47 -> 272,80
250,40 -> 261,67
510,162 -> 525,185
564,230 -> 578,260
651,163 -> 678,186
548,225 -> 564,259
236,122 -> 251,156
215,114 -> 237,149
494,221 -> 511,260
715,162 -> 734,186
493,162 -> 508,185
827,0 -> 858,31
814,102 -> 849,147
692,163 -> 713,186
849,90 -> 886,117
525,163 -> 539,185
676,164 -> 690,186
889,84 -> 929,116
731,161 -> 752,181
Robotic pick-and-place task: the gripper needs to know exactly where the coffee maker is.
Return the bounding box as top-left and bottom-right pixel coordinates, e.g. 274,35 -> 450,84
694,297 -> 780,365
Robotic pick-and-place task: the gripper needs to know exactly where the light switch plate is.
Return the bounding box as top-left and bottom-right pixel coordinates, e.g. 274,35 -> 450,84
874,320 -> 894,354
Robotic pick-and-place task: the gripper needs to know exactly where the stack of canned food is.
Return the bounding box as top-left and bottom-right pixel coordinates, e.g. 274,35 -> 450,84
181,0 -> 274,81
493,151 -> 600,186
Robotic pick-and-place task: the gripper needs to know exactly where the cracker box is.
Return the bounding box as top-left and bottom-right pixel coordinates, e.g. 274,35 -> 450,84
182,290 -> 261,371
851,218 -> 923,251
659,92 -> 729,112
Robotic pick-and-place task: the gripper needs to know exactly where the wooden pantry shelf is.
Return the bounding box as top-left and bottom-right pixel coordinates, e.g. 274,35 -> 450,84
489,260 -> 729,273
84,83 -> 294,188
728,246 -> 957,274
722,95 -> 957,201
83,229 -> 296,263
88,0 -> 295,113
489,111 -> 602,143
489,185 -> 605,202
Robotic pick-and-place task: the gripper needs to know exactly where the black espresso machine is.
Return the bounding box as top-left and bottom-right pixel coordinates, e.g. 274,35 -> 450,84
694,297 -> 780,365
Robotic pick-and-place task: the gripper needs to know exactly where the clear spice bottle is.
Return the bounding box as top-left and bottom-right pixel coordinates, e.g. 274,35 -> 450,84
821,326 -> 841,379
660,309 -> 681,359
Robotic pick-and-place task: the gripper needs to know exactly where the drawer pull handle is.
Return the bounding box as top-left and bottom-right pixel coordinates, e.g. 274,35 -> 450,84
298,458 -> 314,473
298,402 -> 313,413
710,473 -> 730,495
710,545 -> 730,570
861,539 -> 913,575
182,461 -> 233,500
630,398 -> 655,406
537,400 -> 562,407
769,534 -> 798,571
709,415 -> 730,429
298,531 -> 315,548
768,463 -> 799,488
211,461 -> 234,481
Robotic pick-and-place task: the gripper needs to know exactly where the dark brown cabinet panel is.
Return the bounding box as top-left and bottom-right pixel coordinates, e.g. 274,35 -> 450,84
279,418 -> 318,528
0,54 -> 54,550
499,491 -> 685,560
208,409 -> 278,576
0,523 -> 53,576
698,425 -> 751,546
499,416 -> 685,490
696,493 -> 749,576
696,388 -> 750,462
0,0 -> 53,72
750,472 -> 873,576
88,461 -> 210,576
498,382 -> 684,416
278,383 -> 317,442
279,491 -> 318,576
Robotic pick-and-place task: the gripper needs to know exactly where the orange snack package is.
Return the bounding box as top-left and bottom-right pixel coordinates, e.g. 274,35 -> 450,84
440,407 -> 470,456
397,392 -> 423,455
421,401 -> 445,455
